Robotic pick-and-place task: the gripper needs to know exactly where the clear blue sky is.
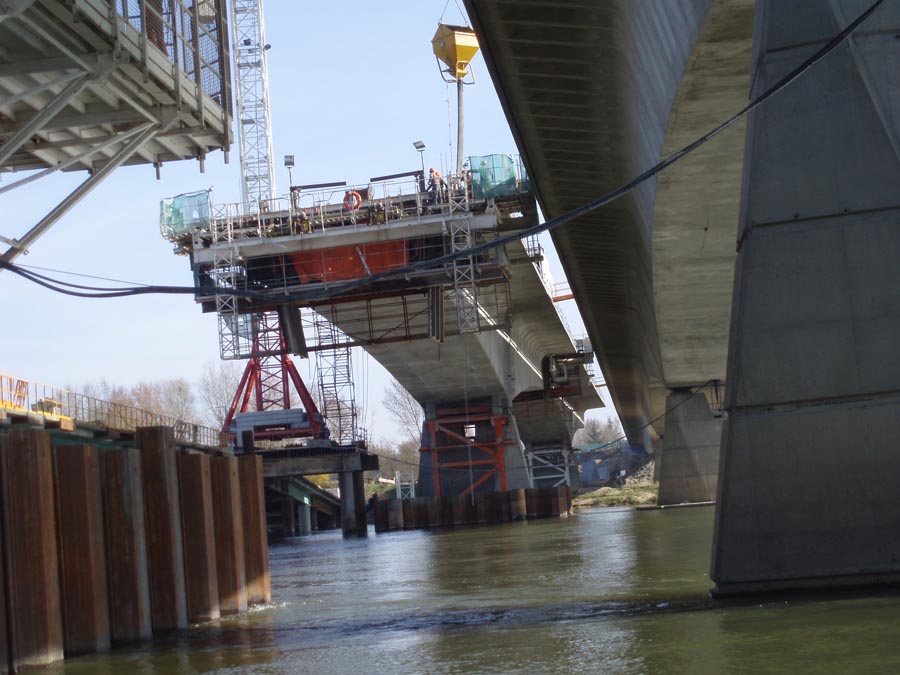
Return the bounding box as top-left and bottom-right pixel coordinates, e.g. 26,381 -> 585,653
0,1 -> 617,442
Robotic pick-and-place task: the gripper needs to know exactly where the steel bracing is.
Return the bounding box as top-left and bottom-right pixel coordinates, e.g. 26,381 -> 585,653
0,0 -> 232,262
310,310 -> 359,445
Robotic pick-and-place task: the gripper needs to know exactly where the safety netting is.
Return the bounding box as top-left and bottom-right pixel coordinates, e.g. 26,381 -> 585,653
469,154 -> 526,199
159,190 -> 212,241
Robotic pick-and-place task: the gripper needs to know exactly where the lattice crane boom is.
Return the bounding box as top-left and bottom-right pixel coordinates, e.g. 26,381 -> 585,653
231,0 -> 276,212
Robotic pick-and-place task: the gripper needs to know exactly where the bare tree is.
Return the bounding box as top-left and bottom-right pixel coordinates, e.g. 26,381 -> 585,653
573,417 -> 623,448
372,438 -> 420,481
382,378 -> 424,445
76,377 -> 198,426
78,379 -> 133,406
197,360 -> 243,429
131,378 -> 197,422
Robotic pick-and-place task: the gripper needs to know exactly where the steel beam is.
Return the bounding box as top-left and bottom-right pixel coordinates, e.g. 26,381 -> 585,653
0,72 -> 90,166
0,122 -> 154,195
0,70 -> 84,107
0,0 -> 38,26
1,124 -> 158,263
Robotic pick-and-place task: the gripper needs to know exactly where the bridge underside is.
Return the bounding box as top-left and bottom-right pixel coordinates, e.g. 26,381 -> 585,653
314,239 -> 602,497
466,0 -> 754,451
0,0 -> 231,263
0,0 -> 231,175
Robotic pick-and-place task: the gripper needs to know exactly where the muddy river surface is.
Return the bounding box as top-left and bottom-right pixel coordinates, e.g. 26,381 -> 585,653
50,505 -> 900,674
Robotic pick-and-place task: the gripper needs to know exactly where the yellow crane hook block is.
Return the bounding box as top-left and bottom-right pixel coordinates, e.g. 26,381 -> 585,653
432,24 -> 480,80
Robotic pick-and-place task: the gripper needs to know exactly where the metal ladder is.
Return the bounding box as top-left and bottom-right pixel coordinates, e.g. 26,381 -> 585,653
447,216 -> 480,334
211,215 -> 246,360
313,313 -> 358,444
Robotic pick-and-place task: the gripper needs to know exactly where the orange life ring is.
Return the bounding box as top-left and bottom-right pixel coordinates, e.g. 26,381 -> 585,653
343,190 -> 362,211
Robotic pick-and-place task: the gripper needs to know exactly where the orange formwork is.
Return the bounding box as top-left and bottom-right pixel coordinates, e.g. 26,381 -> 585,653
289,240 -> 408,284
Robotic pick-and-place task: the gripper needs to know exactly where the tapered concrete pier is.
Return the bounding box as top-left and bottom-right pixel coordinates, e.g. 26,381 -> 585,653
712,1 -> 900,594
657,391 -> 721,505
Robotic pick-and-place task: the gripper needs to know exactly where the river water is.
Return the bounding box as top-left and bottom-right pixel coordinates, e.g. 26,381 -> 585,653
52,505 -> 900,674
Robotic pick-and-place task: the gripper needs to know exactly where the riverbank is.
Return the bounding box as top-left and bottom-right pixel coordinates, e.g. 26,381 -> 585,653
573,461 -> 658,508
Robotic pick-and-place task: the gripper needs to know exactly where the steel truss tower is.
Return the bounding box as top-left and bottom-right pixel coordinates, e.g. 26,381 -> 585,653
230,0 -> 276,211
222,0 -> 358,441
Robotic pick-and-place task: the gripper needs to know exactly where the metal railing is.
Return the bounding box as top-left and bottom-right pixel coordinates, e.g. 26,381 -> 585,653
0,374 -> 227,447
110,0 -> 229,103
204,175 -> 471,244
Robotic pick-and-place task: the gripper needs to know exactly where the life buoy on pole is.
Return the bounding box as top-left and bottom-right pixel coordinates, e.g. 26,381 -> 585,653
343,190 -> 362,211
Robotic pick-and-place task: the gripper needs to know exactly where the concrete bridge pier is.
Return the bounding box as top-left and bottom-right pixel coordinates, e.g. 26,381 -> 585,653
712,0 -> 900,594
281,496 -> 296,537
338,470 -> 367,536
657,390 -> 721,506
418,397 -> 531,498
298,501 -> 312,535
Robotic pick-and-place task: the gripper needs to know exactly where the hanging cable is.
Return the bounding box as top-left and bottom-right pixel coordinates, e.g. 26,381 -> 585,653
0,0 -> 885,306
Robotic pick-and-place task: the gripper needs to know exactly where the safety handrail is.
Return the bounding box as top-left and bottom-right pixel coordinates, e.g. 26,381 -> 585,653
0,374 -> 227,447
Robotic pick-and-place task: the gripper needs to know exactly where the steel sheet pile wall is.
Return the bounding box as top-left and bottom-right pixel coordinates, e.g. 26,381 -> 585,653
0,426 -> 270,672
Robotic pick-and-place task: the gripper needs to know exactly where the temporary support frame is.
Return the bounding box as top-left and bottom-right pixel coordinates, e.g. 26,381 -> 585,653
222,312 -> 325,441
422,410 -> 514,497
526,445 -> 572,488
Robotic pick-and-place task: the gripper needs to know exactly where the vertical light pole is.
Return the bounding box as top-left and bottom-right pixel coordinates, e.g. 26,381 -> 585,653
284,154 -> 294,187
413,140 -> 426,188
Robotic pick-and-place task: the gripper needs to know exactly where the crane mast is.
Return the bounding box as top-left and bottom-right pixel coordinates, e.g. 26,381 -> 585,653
220,0 -> 326,444
231,0 -> 276,212
221,0 -> 359,447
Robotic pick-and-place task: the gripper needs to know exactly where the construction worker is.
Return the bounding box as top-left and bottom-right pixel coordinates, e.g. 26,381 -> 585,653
427,168 -> 446,202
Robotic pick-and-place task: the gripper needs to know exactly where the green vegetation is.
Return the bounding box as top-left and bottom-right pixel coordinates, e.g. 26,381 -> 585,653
573,484 -> 658,508
366,483 -> 396,500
